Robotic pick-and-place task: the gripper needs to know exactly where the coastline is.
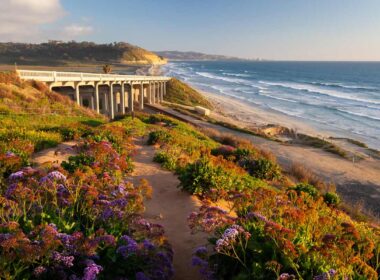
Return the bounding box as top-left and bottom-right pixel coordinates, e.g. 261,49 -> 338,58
154,75 -> 380,216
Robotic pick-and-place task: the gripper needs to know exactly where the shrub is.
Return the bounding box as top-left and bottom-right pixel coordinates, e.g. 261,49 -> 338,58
290,183 -> 319,198
190,188 -> 380,280
210,145 -> 236,159
147,130 -> 172,145
153,151 -> 177,171
239,158 -> 282,180
61,153 -> 95,173
323,192 -> 341,206
178,157 -> 264,200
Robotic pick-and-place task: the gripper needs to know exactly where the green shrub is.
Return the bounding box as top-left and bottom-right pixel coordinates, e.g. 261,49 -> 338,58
240,158 -> 281,180
153,151 -> 177,171
323,192 -> 341,206
147,130 -> 172,145
61,153 -> 95,173
290,183 -> 319,198
178,157 -> 264,200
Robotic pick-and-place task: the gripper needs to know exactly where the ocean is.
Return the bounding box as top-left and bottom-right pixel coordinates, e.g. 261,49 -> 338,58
162,61 -> 380,149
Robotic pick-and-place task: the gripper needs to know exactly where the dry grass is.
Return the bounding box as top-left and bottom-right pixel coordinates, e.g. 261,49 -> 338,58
288,162 -> 336,193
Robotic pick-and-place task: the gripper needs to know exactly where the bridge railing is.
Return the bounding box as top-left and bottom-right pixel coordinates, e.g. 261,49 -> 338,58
17,70 -> 171,83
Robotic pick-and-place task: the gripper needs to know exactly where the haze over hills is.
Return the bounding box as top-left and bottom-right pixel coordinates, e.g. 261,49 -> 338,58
0,41 -> 167,66
154,51 -> 257,61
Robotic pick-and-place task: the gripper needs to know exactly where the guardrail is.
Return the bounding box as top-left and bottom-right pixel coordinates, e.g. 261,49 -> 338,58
17,70 -> 171,83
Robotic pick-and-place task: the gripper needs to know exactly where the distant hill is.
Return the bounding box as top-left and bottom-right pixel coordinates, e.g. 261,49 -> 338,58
154,51 -> 252,61
0,41 -> 167,66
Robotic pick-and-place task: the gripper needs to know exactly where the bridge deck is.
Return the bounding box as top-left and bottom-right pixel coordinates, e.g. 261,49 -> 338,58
17,69 -> 170,83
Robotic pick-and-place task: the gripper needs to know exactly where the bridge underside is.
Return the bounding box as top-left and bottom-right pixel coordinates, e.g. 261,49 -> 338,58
49,80 -> 167,119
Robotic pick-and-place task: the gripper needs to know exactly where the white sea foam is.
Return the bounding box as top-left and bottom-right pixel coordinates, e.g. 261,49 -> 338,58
223,72 -> 251,78
336,108 -> 380,121
259,81 -> 380,105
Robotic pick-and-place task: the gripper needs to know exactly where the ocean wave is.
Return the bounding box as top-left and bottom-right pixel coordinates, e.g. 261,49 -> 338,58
259,81 -> 380,105
196,71 -> 249,84
258,92 -> 298,103
336,108 -> 380,121
265,105 -> 303,117
223,72 -> 251,78
308,81 -> 377,91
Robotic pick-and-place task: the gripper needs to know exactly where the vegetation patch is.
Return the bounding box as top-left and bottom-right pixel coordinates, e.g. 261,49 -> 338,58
164,78 -> 213,109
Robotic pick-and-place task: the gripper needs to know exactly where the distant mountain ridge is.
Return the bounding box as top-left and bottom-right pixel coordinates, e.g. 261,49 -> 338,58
0,41 -> 167,66
154,51 -> 253,61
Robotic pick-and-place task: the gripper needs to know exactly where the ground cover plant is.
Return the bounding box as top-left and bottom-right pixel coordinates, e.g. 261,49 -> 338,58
0,74 -> 173,279
0,123 -> 173,279
138,114 -> 380,280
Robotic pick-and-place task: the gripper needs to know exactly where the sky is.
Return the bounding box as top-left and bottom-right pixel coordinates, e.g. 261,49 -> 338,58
1,0 -> 380,61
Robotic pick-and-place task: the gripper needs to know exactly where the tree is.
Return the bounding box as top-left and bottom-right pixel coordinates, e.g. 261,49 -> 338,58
102,64 -> 112,74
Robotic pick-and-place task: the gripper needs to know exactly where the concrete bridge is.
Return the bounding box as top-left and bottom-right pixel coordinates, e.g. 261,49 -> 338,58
17,70 -> 171,118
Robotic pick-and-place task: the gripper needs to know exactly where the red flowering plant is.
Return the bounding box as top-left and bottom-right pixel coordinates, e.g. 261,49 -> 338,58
189,186 -> 380,279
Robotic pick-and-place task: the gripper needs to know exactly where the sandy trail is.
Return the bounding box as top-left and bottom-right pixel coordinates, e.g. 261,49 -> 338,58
32,141 -> 78,166
129,137 -> 207,280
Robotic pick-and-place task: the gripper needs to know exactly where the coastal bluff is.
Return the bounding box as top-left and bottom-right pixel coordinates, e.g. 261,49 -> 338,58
0,41 -> 167,66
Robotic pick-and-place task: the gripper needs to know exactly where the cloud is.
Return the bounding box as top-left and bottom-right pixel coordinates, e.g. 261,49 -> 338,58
0,0 -> 65,41
0,0 -> 95,42
62,24 -> 94,37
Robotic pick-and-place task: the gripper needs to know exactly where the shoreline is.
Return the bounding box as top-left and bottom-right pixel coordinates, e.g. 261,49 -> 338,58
196,89 -> 379,160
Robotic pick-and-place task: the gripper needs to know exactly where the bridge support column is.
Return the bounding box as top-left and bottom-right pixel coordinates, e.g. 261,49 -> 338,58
148,83 -> 152,104
140,83 -> 144,110
161,82 -> 164,102
151,83 -> 156,104
121,83 -> 126,114
110,83 -> 115,119
95,83 -> 100,114
156,82 -> 160,103
75,83 -> 80,105
128,84 -> 134,112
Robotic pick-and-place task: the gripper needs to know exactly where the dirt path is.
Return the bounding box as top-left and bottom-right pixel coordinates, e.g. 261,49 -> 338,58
129,137 -> 207,280
32,141 -> 78,166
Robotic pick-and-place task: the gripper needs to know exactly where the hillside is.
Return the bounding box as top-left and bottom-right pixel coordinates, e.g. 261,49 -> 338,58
0,71 -> 103,155
155,50 -> 253,61
0,41 -> 167,66
164,78 -> 213,109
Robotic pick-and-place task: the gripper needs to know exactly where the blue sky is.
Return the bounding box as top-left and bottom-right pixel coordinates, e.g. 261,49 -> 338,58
1,0 -> 380,60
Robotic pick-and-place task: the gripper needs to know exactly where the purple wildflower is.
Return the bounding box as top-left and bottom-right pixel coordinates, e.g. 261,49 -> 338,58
194,246 -> 208,256
5,151 -> 16,157
40,171 -> 67,183
96,235 -> 116,246
192,256 -> 207,267
33,266 -> 47,277
279,273 -> 295,280
0,233 -> 11,243
117,235 -> 138,258
135,272 -> 150,280
215,225 -> 250,253
8,171 -> 24,181
313,269 -> 337,280
143,239 -> 155,251
192,256 -> 214,280
83,260 -> 103,280
51,251 -> 74,268
5,183 -> 18,198
100,208 -> 113,221
98,194 -> 108,200
110,198 -> 128,208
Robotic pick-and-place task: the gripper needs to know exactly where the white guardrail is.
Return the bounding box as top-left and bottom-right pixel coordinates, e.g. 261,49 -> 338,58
17,70 -> 171,82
